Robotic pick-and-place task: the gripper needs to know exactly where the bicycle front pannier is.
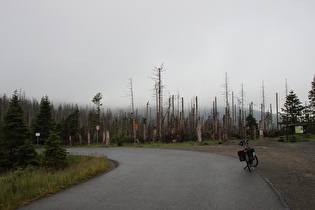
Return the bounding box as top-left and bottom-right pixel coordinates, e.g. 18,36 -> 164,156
247,148 -> 255,159
238,150 -> 246,162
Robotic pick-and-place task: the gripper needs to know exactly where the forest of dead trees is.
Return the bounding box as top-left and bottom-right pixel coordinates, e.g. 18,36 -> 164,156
1,70 -> 314,146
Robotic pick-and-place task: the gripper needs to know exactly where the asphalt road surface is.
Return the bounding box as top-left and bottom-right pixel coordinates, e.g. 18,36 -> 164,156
20,148 -> 289,210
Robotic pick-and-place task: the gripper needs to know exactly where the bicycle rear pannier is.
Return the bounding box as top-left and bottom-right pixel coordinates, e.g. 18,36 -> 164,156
238,150 -> 246,162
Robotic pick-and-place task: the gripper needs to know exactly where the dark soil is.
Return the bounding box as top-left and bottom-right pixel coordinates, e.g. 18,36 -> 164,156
161,140 -> 315,210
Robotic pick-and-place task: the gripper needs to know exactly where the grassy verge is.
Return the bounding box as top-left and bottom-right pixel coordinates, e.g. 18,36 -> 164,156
0,155 -> 109,210
127,140 -> 226,147
68,135 -> 315,148
263,134 -> 315,142
64,140 -> 225,148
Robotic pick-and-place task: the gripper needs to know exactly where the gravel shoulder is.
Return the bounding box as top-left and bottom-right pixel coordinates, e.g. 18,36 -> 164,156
161,140 -> 315,210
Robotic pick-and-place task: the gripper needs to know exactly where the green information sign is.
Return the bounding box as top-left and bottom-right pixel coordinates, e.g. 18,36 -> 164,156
295,126 -> 304,134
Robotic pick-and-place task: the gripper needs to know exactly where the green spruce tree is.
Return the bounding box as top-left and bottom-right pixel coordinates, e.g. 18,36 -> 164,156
13,139 -> 39,168
281,90 -> 304,124
0,91 -> 38,169
305,75 -> 315,133
60,106 -> 80,145
246,113 -> 258,139
43,127 -> 68,170
32,95 -> 52,144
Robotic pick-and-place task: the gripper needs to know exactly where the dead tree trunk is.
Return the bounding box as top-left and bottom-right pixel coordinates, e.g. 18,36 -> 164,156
270,104 -> 273,130
261,80 -> 266,134
145,102 -> 149,142
158,67 -> 163,140
171,95 -> 175,136
180,97 -> 185,141
196,96 -> 202,142
106,130 -> 110,146
188,101 -> 195,140
130,78 -> 137,144
260,103 -> 264,138
240,84 -> 246,138
276,92 -> 279,130
212,97 -> 219,140
232,91 -> 237,135
223,72 -> 231,140
167,97 -> 171,137
151,64 -> 164,141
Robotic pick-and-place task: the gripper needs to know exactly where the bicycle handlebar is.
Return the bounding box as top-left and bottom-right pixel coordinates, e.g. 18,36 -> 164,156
239,140 -> 249,146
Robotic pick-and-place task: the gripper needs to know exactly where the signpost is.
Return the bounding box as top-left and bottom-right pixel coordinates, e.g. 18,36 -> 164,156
35,133 -> 40,146
96,125 -> 100,144
295,126 -> 304,134
133,124 -> 138,145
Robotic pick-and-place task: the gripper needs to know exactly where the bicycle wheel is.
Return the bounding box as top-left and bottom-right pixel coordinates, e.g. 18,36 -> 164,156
252,155 -> 258,167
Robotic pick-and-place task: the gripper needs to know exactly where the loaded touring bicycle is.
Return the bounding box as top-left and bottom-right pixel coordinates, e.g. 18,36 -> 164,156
238,140 -> 258,171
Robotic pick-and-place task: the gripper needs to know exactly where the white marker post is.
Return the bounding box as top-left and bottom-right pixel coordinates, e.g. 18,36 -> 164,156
35,133 -> 40,146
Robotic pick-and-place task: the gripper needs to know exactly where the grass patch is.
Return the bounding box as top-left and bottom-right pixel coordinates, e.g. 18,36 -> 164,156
0,155 -> 109,210
66,135 -> 315,149
263,134 -> 315,143
64,140 -> 225,148
120,140 -> 225,147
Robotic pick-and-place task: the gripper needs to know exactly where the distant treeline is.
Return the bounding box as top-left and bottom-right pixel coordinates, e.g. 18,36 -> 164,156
0,92 -> 265,145
0,74 -> 314,145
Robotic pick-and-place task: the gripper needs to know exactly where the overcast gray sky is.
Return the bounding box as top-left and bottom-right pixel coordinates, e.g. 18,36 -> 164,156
1,0 -> 314,111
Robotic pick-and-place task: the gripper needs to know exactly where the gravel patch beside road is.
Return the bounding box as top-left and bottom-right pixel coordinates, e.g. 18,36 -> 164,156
161,140 -> 315,210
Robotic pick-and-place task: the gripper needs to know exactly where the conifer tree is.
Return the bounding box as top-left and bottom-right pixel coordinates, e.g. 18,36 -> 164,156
13,139 -> 39,168
43,127 -> 68,170
281,90 -> 304,124
0,91 -> 38,169
60,106 -> 80,144
308,75 -> 315,121
92,93 -> 102,126
32,95 -> 52,143
246,113 -> 258,139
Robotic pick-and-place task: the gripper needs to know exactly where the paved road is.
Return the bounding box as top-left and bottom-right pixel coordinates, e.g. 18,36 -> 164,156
20,148 -> 289,210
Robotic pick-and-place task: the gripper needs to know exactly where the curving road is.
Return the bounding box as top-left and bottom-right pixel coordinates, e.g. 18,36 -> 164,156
20,148 -> 289,210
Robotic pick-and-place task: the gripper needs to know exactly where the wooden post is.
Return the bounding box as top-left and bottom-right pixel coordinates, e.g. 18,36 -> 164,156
69,136 -> 72,146
103,130 -> 106,144
143,124 -> 146,142
106,130 -> 110,146
259,119 -> 263,139
153,127 -> 157,142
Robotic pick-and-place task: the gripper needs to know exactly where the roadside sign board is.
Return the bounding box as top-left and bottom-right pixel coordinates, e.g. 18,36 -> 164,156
295,126 -> 304,134
96,125 -> 100,131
